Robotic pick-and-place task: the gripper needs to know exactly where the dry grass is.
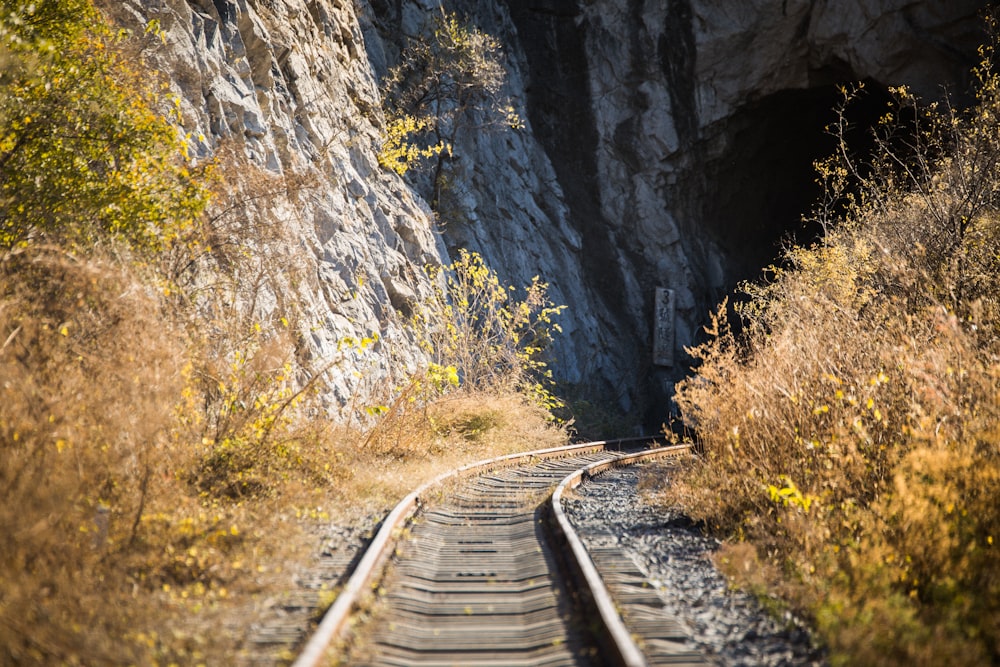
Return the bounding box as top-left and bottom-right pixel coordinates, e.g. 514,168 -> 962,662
0,248 -> 185,663
0,4 -> 577,663
0,244 -> 568,664
326,393 -> 569,518
664,29 -> 1000,667
0,245 -> 310,664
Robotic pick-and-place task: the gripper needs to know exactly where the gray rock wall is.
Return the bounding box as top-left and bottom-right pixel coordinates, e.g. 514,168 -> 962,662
119,0 -> 448,412
370,0 -> 648,412
121,0 -> 989,427
495,0 -> 987,422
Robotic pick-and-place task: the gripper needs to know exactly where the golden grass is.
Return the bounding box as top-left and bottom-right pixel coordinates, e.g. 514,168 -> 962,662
662,35 -> 1000,666
322,392 -> 569,522
0,242 -> 569,664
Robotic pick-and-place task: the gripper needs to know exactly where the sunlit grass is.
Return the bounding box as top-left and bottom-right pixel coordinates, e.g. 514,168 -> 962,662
662,24 -> 1000,666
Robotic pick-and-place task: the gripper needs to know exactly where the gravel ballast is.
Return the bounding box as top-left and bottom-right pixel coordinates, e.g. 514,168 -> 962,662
563,461 -> 827,666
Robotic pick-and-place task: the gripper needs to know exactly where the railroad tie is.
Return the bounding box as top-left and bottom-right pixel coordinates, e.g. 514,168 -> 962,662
346,452 -> 619,666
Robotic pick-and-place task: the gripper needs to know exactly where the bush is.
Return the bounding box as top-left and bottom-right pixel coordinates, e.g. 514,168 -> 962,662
411,248 -> 565,404
0,5 -> 330,661
360,249 -> 566,454
0,0 -> 208,252
669,24 -> 1000,666
377,11 -> 520,186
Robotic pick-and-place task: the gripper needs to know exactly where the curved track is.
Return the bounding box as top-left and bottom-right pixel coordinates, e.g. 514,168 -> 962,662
294,440 -> 699,666
550,449 -> 708,667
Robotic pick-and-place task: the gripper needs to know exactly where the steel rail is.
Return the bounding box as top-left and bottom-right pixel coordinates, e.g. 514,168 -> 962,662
292,436 -> 662,667
548,444 -> 693,667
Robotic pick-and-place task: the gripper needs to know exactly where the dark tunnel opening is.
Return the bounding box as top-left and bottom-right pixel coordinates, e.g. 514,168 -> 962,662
648,81 -> 906,430
699,80 -> 898,288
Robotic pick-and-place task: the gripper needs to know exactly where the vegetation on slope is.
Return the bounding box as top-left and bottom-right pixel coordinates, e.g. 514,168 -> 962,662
377,9 -> 521,213
0,0 -> 206,252
0,1 -> 567,663
666,23 -> 1000,666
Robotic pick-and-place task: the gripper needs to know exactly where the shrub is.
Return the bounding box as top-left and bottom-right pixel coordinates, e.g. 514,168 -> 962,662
378,113 -> 448,175
0,5 -> 333,661
377,11 -> 520,187
669,23 -> 1000,665
0,0 -> 208,252
360,250 -> 566,454
412,249 -> 564,403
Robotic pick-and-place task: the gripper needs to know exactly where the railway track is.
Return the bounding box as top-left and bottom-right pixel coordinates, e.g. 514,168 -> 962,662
293,439 -> 702,666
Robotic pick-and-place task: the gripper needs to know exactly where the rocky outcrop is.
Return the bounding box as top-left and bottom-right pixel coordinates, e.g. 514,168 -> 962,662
492,0 -> 987,422
118,0 -> 988,428
117,0 -> 448,410
368,0 -> 645,410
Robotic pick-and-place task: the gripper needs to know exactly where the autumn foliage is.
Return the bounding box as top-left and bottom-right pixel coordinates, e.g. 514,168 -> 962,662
668,23 -> 1000,666
377,9 -> 520,198
0,0 -> 207,252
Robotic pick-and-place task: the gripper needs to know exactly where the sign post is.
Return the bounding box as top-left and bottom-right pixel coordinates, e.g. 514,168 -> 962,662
653,287 -> 675,367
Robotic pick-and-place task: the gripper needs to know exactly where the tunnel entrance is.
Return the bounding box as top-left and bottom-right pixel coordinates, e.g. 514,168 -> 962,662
698,81 -> 896,285
646,80 -> 901,429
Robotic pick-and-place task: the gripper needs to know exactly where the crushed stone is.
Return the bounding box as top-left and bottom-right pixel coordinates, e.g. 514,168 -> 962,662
564,461 -> 827,666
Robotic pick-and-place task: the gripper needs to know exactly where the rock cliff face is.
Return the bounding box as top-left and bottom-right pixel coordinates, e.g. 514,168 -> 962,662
493,0 -> 987,423
120,0 -> 988,427
118,0 -> 447,411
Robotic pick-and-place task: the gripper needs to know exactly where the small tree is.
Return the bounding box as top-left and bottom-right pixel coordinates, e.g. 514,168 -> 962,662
0,0 -> 208,253
378,10 -> 520,205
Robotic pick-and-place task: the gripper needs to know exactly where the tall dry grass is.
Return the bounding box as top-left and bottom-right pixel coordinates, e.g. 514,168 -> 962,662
0,3 -> 575,662
0,219 -> 571,666
0,248 -> 186,662
0,242 -> 339,663
667,23 -> 1000,667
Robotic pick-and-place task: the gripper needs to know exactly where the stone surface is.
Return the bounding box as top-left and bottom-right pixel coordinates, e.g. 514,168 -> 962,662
118,0 -> 446,408
565,462 -> 827,666
118,0 -> 988,423
501,0 -> 987,421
